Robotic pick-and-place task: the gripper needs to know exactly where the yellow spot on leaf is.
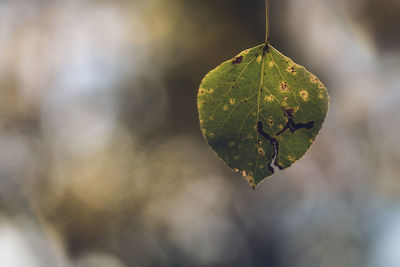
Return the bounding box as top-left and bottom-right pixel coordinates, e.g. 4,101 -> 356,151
199,88 -> 213,96
287,155 -> 296,162
268,116 -> 274,126
300,90 -> 309,101
223,105 -> 228,111
318,93 -> 324,99
229,98 -> 235,105
268,61 -> 274,67
280,81 -> 290,92
265,94 -> 274,102
287,65 -> 297,74
282,101 -> 288,107
310,74 -> 318,83
258,148 -> 265,156
228,141 -> 236,147
257,56 -> 262,63
209,133 -> 214,138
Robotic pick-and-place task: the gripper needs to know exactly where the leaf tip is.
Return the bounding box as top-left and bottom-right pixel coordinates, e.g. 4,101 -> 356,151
241,171 -> 258,189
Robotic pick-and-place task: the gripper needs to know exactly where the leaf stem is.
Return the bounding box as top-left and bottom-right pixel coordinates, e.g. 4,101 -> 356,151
265,0 -> 270,46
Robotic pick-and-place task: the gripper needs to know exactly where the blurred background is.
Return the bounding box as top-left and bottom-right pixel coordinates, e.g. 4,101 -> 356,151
0,0 -> 400,266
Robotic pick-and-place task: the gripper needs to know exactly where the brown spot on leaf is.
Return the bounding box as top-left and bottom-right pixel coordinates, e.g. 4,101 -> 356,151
265,94 -> 274,102
232,56 -> 243,64
300,90 -> 309,101
310,74 -> 319,83
268,116 -> 274,126
287,66 -> 297,74
280,81 -> 290,92
245,175 -> 256,190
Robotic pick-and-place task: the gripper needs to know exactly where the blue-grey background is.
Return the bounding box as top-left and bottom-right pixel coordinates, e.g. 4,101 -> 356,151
1,0 -> 400,266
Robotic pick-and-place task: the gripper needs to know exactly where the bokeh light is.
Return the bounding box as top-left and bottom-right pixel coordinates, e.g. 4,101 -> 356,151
1,0 -> 400,266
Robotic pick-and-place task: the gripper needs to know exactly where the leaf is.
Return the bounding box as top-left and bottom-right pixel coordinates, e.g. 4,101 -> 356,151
197,44 -> 329,188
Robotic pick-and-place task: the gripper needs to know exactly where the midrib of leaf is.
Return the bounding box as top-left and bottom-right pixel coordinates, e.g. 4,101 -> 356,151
254,50 -> 267,178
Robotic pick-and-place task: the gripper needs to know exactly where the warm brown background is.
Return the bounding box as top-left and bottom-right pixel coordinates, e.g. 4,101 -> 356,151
1,0 -> 400,266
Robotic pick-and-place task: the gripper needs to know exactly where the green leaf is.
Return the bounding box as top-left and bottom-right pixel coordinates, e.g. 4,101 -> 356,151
198,44 -> 329,188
